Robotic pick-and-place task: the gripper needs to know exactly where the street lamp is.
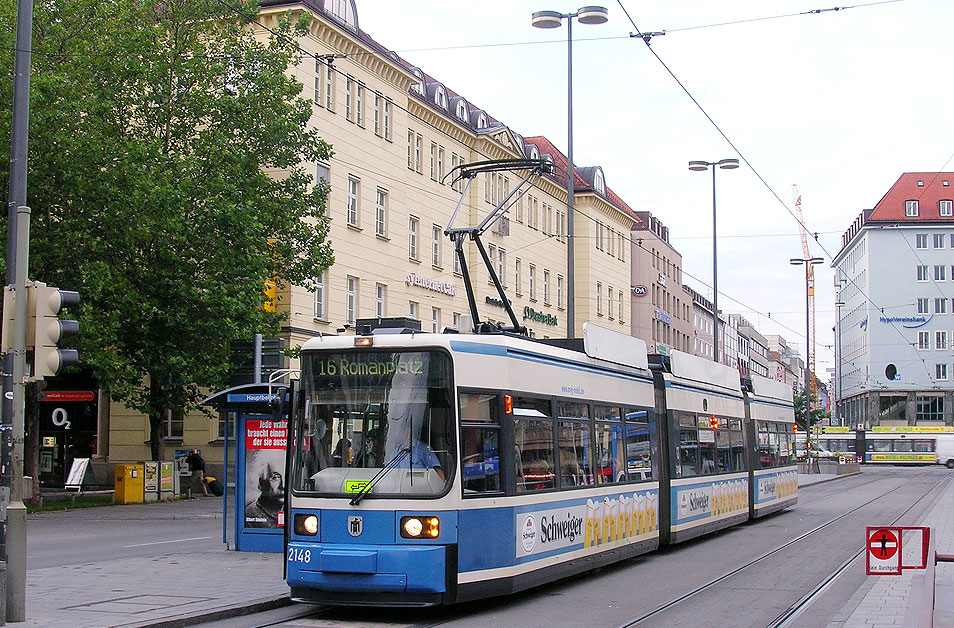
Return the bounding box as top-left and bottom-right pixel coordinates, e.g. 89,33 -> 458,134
532,5 -> 609,339
835,292 -> 845,427
792,256 -> 823,471
688,158 -> 739,363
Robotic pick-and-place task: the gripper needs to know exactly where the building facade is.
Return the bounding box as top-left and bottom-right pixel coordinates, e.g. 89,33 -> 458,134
832,172 -> 954,427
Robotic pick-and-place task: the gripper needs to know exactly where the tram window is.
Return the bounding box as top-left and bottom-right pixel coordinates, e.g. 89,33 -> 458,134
699,430 -> 718,474
729,419 -> 742,431
868,440 -> 892,452
730,430 -> 745,470
623,411 -> 652,481
677,429 -> 699,477
716,430 -> 732,472
678,413 -> 697,428
594,422 -> 623,484
460,393 -> 501,494
558,420 -> 594,488
557,401 -> 588,421
594,404 -> 622,422
513,397 -> 555,492
912,439 -> 935,452
893,440 -> 913,452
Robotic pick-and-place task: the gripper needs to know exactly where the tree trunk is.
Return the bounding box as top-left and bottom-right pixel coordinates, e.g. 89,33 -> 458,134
148,374 -> 166,462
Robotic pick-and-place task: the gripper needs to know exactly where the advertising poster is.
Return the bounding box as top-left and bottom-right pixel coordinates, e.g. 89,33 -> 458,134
244,417 -> 287,529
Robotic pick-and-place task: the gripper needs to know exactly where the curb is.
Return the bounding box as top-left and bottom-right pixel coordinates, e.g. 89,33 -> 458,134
798,471 -> 862,488
124,595 -> 292,628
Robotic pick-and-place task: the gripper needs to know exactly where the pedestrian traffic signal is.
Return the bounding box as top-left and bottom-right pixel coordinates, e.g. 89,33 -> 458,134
31,281 -> 80,379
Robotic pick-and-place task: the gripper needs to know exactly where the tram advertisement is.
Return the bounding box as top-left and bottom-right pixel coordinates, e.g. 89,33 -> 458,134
515,489 -> 659,559
244,417 -> 287,529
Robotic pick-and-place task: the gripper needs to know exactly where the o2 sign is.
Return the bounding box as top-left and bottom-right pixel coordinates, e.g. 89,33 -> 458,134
632,285 -> 648,297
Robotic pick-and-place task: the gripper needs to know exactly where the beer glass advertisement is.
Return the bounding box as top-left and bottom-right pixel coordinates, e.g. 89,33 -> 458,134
244,417 -> 287,529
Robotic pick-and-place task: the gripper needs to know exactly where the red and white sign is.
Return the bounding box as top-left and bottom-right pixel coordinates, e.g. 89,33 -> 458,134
245,418 -> 288,450
866,526 -> 902,575
43,391 -> 95,403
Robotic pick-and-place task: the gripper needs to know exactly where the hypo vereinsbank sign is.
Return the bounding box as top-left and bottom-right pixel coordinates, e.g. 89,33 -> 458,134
523,307 -> 558,326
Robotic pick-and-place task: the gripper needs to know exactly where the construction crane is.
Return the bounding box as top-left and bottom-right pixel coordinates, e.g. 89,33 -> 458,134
792,185 -> 817,401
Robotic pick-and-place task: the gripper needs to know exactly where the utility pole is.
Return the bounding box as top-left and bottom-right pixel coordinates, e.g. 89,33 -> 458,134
3,0 -> 35,621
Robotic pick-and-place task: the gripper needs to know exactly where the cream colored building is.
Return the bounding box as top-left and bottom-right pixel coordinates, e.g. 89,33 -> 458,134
100,0 -> 639,472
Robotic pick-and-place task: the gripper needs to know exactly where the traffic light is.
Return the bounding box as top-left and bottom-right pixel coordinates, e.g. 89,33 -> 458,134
31,281 -> 80,379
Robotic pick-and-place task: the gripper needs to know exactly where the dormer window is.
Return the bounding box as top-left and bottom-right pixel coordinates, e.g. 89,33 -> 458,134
476,112 -> 487,129
940,200 -> 953,217
527,145 -> 539,159
411,68 -> 425,95
905,200 -> 919,217
917,180 -> 925,187
593,168 -> 605,195
434,85 -> 447,109
325,0 -> 358,32
456,99 -> 468,121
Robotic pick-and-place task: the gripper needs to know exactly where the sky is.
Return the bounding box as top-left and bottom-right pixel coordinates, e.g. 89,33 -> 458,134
350,0 -> 954,378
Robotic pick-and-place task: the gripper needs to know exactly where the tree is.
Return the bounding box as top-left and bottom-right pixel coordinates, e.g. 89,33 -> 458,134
0,0 -> 333,460
794,389 -> 828,432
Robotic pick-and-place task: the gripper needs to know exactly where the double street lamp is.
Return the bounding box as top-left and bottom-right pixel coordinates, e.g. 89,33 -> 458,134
790,256 -> 824,402
688,158 -> 739,363
532,6 -> 609,339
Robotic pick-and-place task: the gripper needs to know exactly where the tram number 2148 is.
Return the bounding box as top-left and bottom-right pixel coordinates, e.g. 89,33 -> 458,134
288,547 -> 312,564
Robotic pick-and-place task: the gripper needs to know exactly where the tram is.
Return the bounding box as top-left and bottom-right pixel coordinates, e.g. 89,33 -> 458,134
281,319 -> 797,606
818,427 -> 954,467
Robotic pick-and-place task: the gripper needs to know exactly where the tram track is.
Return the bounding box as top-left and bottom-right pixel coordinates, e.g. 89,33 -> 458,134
613,470 -> 949,628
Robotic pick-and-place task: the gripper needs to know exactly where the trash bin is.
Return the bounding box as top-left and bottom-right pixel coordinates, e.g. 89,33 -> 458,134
114,464 -> 145,504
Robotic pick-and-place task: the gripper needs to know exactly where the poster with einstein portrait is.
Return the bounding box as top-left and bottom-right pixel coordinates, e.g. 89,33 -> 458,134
244,417 -> 287,529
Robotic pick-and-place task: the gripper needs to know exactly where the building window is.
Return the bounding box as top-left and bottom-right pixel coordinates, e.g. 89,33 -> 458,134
430,142 -> 437,181
346,176 -> 360,227
346,276 -> 358,325
432,224 -> 442,268
608,286 -> 614,319
438,146 -> 445,183
618,291 -> 624,323
936,331 -> 948,350
409,216 -> 419,260
516,196 -> 524,223
917,298 -> 930,314
936,298 -> 948,314
355,82 -> 364,127
375,283 -> 387,318
345,76 -> 354,121
596,281 -> 603,315
935,265 -> 947,281
557,275 -> 564,309
453,247 -> 461,276
453,312 -> 461,330
415,134 -> 423,173
937,364 -> 949,381
431,307 -> 440,333
314,270 -> 327,320
217,410 -> 236,441
163,408 -> 183,440
905,200 -> 919,217
916,233 -> 928,249
529,264 -> 536,300
515,259 -> 522,294
316,163 -> 330,216
314,59 -> 323,106
325,64 -> 335,111
409,301 -> 418,321
497,248 -> 506,287
917,266 -> 929,281
372,188 -> 388,238
939,200 -> 953,217
543,270 -> 550,305
487,244 -> 497,284
384,99 -> 392,141
917,395 -> 944,421
407,129 -> 414,169
935,234 -> 946,249
373,92 -> 381,135
918,331 -> 930,350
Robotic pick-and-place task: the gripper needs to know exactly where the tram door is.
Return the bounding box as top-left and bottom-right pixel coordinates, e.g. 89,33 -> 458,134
236,411 -> 288,552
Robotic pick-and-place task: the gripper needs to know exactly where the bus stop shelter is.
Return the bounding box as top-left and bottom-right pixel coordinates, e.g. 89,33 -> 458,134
202,383 -> 288,553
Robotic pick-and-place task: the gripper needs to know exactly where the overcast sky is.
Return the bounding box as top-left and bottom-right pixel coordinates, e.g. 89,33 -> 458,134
350,0 -> 953,377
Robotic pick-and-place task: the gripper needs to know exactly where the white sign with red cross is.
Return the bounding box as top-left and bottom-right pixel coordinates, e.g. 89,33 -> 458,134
866,526 -> 902,575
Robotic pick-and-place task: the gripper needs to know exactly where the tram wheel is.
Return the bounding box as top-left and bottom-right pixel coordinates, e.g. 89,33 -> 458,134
946,459 -> 954,469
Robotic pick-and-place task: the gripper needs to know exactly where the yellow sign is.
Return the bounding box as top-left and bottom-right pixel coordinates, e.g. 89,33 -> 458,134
871,426 -> 954,433
870,454 -> 936,461
823,427 -> 850,433
344,480 -> 372,494
263,278 -> 277,312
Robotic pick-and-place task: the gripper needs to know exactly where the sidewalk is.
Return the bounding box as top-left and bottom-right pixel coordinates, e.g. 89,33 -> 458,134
19,473 -> 849,628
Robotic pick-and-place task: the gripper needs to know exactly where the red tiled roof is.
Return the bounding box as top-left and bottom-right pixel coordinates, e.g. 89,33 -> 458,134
869,173 -> 954,221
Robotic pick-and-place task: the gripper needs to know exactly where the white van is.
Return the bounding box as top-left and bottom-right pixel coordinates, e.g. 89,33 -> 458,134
936,435 -> 954,469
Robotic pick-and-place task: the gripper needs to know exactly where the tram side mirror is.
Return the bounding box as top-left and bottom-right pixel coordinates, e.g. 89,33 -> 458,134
313,419 -> 327,440
271,386 -> 287,422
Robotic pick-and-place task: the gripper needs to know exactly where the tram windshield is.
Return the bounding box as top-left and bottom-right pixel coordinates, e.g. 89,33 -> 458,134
292,350 -> 454,498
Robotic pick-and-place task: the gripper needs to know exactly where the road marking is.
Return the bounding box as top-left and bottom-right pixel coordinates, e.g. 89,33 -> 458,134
123,536 -> 212,548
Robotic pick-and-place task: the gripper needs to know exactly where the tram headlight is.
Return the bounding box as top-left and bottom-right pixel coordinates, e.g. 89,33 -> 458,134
400,516 -> 440,539
294,513 -> 319,536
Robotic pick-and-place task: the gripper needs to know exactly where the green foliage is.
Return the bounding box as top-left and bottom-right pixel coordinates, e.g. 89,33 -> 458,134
794,389 -> 829,431
0,0 -> 333,458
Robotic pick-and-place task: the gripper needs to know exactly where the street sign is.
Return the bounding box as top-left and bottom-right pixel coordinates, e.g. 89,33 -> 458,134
866,526 -> 902,575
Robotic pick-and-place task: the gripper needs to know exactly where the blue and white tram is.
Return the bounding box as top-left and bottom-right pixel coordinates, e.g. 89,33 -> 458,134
283,319 -> 797,607
745,376 -> 798,518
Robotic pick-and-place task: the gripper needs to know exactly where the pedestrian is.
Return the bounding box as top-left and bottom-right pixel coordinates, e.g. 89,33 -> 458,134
185,449 -> 209,497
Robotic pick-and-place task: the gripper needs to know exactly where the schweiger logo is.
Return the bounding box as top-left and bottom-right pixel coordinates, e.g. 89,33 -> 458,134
523,306 -> 558,326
